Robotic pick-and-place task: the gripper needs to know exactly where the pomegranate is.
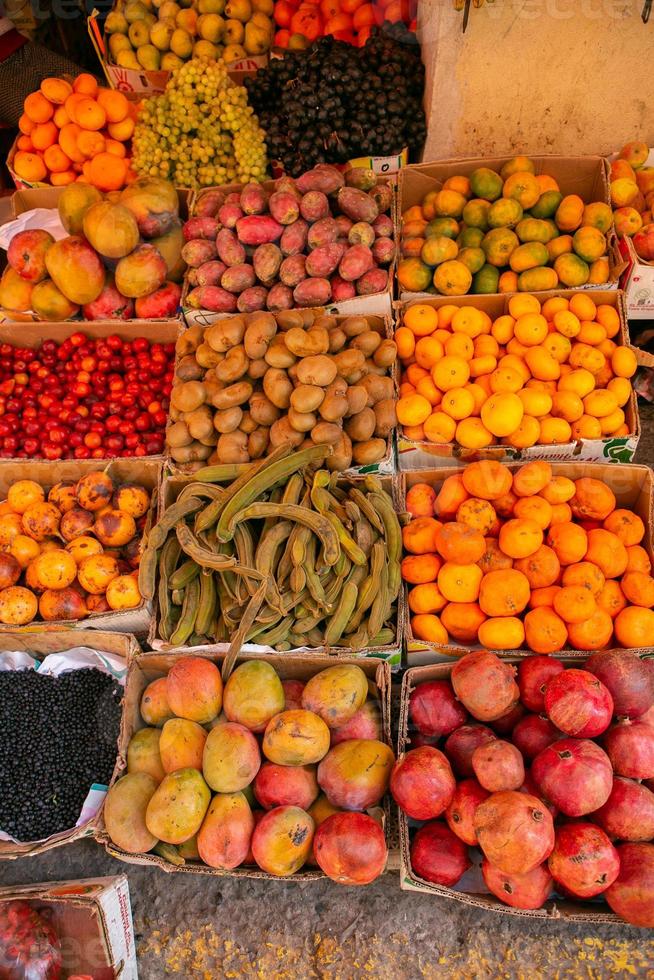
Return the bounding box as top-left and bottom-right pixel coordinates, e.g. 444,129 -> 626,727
512,715 -> 561,760
390,747 -> 455,820
474,790 -> 555,875
544,669 -> 613,738
532,739 -> 612,816
518,656 -> 565,713
410,821 -> 471,887
604,721 -> 654,778
444,724 -> 497,777
445,778 -> 490,846
410,732 -> 439,749
482,858 -> 553,910
592,777 -> 654,841
312,812 -> 387,885
409,680 -> 467,738
548,822 -> 619,898
489,702 -> 526,735
520,772 -> 558,819
584,650 -> 654,719
605,842 -> 654,927
451,651 -> 519,722
472,740 -> 525,793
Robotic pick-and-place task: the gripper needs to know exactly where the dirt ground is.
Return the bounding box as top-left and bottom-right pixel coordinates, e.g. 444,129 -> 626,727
3,405 -> 654,979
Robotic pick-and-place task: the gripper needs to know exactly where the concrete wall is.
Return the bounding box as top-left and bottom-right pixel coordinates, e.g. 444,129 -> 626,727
419,0 -> 653,162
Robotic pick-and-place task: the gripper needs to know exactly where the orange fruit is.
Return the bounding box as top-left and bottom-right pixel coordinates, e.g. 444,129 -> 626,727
24,91 -> 54,124
96,88 -> 129,123
75,98 -> 106,131
40,77 -> 73,104
108,115 -> 135,142
88,153 -> 128,191
73,73 -> 99,97
43,144 -> 72,173
404,304 -> 438,337
31,122 -> 58,151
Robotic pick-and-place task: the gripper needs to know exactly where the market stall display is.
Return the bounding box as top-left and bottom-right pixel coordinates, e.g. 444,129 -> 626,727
182,167 -> 395,314
244,28 -> 425,175
609,141 -> 654,256
396,650 -> 654,927
12,74 -> 137,191
168,309 -> 397,469
102,651 -> 393,883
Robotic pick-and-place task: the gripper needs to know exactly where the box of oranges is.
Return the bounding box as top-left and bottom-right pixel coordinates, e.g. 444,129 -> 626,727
395,289 -> 640,470
401,460 -> 654,665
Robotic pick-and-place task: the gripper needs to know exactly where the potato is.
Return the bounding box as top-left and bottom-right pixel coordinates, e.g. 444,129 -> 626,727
265,335 -> 296,369
216,431 -> 249,463
373,339 -> 397,368
170,441 -> 212,463
204,318 -> 245,352
263,367 -> 294,410
327,432 -> 353,471
345,385 -> 367,417
248,427 -> 269,459
194,344 -> 223,370
345,407 -> 376,442
333,349 -> 366,381
296,355 -> 337,387
198,431 -> 218,447
352,438 -> 387,465
288,407 -> 317,433
310,421 -> 342,445
167,420 -> 192,448
248,357 -> 268,380
284,326 -> 330,357
270,417 -> 304,448
250,391 -> 281,426
290,384 -> 325,414
374,398 -> 397,438
276,310 -> 305,331
213,406 -> 243,433
319,380 -> 349,422
211,381 -> 253,410
239,410 -> 258,434
244,313 -> 277,359
176,354 -> 204,381
328,327 -> 347,353
364,358 -> 388,377
215,346 -> 249,383
171,381 -> 206,413
351,330 -> 382,357
176,324 -> 203,357
360,374 -> 393,405
341,315 -> 369,337
186,405 -> 214,440
299,309 -> 316,327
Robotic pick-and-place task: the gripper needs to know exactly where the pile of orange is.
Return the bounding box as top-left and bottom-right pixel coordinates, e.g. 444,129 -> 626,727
395,292 -> 637,451
402,460 -> 654,653
13,74 -> 138,192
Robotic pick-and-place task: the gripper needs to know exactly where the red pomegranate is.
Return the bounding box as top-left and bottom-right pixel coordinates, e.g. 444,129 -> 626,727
445,778 -> 490,845
409,680 -> 467,738
312,812 -> 387,885
474,790 -> 555,875
605,842 -> 654,927
489,702 -> 526,735
444,724 -> 497,777
592,777 -> 654,841
520,772 -> 558,819
518,656 -> 565,713
532,738 -> 613,817
451,651 -> 519,722
390,746 -> 456,821
472,739 -> 525,793
512,715 -> 561,760
548,822 -> 620,898
584,650 -> 654,719
544,669 -> 613,738
482,858 -> 553,910
410,821 -> 471,887
604,720 -> 654,779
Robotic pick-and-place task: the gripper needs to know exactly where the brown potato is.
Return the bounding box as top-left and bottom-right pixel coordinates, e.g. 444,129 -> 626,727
215,346 -> 249,383
284,326 -> 330,357
360,374 -> 393,405
319,389 -> 348,422
176,324 -> 203,356
327,432 -> 353,471
328,328 -> 347,353
373,339 -> 398,368
350,330 -> 382,356
288,407 -> 317,433
248,427 -> 269,459
345,407 -> 376,442
247,357 -> 268,380
276,310 -> 305,331
345,385 -> 368,417
169,442 -> 212,463
270,417 -> 304,448
290,384 -> 324,414
249,391 -> 281,426
310,421 -> 342,445
171,381 -> 206,413
374,398 -> 397,438
198,431 -> 219,447
213,406 -> 243,433
296,355 -> 337,387
211,381 -> 253,410
215,431 -> 249,463
167,420 -> 192,448
312,314 -> 336,330
244,313 -> 277,359
341,315 -> 369,337
204,318 -> 245,352
352,438 -> 387,465
194,344 -> 222,370
186,406 -> 214,441
333,349 -> 366,381
264,335 -> 296,369
176,354 -> 205,380
263,368 -> 294,410
364,357 -> 388,377
238,410 -> 258,434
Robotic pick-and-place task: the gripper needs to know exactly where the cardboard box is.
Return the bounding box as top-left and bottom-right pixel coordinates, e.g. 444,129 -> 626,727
88,8 -> 268,96
398,155 -> 619,303
398,656 -> 643,923
168,310 -> 398,478
3,186 -> 187,326
182,178 -> 397,326
96,646 -> 392,878
0,630 -> 139,859
147,470 -> 403,666
0,459 -> 160,635
402,461 -> 654,665
0,875 -> 137,980
396,289 -> 640,470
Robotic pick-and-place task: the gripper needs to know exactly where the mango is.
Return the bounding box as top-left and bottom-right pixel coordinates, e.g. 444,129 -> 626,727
301,665 -> 368,729
145,768 -> 211,844
119,176 -> 179,238
150,219 -> 186,283
166,656 -> 223,723
263,710 -> 330,766
254,762 -> 318,810
82,201 -> 140,260
251,805 -> 315,876
317,739 -> 394,810
44,236 -> 105,305
31,280 -> 79,321
127,727 -> 165,783
223,659 -> 284,732
104,772 -> 159,853
140,676 -> 174,727
0,267 -> 34,313
115,243 -> 167,299
57,182 -> 103,235
159,718 -> 207,772
178,834 -> 200,860
197,791 -> 254,869
202,721 -> 260,792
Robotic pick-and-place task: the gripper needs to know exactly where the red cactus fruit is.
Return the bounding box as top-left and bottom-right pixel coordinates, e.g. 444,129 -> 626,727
445,778 -> 490,846
482,858 -> 553,910
517,656 -> 565,713
605,842 -> 654,927
532,738 -> 613,816
548,822 -> 620,898
474,790 -> 555,875
592,777 -> 654,841
604,721 -> 654,779
409,680 -> 468,738
390,746 -> 456,821
472,739 -> 525,793
444,724 -> 497,777
410,821 -> 471,887
544,669 -> 613,738
451,651 -> 520,722
512,715 -> 561,760
584,650 -> 654,719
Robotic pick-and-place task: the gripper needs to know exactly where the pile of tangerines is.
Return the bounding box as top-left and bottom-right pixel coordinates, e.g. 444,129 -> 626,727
402,460 -> 654,654
395,292 -> 637,450
13,74 -> 137,191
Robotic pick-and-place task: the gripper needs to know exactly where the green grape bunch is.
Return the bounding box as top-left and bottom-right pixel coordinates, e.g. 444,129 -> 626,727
132,58 -> 269,188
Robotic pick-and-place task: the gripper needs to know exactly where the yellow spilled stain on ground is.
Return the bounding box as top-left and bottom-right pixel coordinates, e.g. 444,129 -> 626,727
138,922 -> 654,978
